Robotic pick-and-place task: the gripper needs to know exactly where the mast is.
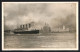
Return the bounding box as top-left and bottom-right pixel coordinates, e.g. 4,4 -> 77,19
17,4 -> 20,29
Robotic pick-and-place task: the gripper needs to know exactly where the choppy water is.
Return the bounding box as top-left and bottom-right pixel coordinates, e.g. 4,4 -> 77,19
4,32 -> 76,49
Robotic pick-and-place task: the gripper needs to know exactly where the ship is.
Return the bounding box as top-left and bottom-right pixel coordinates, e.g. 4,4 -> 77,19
13,22 -> 39,34
52,25 -> 70,33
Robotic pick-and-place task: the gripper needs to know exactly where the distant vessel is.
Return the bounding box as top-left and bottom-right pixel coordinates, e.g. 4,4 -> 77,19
52,25 -> 70,33
40,23 -> 51,33
13,22 -> 39,34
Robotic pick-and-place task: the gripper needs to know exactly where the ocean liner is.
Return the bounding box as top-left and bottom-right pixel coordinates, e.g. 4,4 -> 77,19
13,22 -> 39,34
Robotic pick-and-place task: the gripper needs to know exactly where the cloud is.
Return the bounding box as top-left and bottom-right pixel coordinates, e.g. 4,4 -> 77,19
3,3 -> 76,30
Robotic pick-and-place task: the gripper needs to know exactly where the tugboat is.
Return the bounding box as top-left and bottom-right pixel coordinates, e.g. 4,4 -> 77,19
13,22 -> 39,34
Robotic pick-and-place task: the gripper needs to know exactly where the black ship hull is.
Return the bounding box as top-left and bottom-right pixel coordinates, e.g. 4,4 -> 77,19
14,30 -> 39,34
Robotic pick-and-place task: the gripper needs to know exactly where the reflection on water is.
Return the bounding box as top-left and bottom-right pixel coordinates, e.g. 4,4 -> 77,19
4,33 -> 76,48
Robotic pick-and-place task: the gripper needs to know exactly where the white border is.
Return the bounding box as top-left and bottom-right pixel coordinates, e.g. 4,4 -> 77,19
2,2 -> 79,51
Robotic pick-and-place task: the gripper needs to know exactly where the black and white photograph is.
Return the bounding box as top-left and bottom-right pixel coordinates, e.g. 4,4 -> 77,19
2,2 -> 78,50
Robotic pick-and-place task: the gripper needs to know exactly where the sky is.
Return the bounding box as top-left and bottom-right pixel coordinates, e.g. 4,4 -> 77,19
3,2 -> 77,30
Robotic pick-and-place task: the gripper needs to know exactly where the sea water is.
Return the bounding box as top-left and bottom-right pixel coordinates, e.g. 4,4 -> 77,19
4,32 -> 76,48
